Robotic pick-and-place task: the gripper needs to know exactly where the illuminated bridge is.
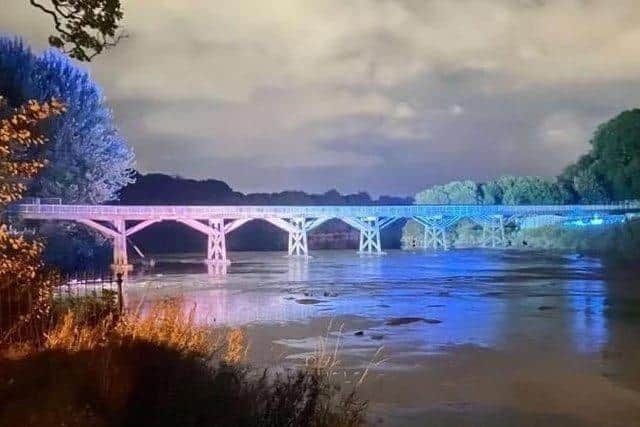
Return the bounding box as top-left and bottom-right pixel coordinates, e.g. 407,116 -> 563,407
10,201 -> 640,274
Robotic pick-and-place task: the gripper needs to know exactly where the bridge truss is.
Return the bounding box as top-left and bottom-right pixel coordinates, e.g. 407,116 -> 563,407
9,202 -> 639,274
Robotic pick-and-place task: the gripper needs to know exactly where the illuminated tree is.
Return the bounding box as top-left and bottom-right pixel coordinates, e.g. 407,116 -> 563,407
0,97 -> 65,343
479,180 -> 503,205
572,169 -> 608,204
489,175 -> 569,205
0,37 -> 135,203
28,0 -> 125,61
564,109 -> 640,201
415,180 -> 480,205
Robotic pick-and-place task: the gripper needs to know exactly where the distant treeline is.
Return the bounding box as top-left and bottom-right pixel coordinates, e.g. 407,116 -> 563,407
116,172 -> 413,206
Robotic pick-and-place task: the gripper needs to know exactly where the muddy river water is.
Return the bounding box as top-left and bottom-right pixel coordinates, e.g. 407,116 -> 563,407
125,249 -> 640,426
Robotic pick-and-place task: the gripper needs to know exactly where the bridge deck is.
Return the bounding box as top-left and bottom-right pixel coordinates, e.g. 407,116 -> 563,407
8,201 -> 640,274
10,202 -> 640,221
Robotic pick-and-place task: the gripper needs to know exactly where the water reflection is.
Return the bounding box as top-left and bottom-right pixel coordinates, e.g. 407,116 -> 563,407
126,249 -> 627,355
564,256 -> 608,353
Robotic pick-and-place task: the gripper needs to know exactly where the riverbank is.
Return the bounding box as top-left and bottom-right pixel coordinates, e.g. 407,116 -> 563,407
402,219 -> 640,257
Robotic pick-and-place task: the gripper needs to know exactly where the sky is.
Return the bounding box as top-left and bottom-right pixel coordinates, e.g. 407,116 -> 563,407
2,0 -> 640,196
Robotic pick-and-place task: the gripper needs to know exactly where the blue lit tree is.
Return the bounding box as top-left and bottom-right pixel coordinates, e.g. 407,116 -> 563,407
0,37 -> 134,203
0,38 -> 35,108
415,180 -> 480,205
489,175 -> 570,205
0,36 -> 134,270
563,109 -> 640,201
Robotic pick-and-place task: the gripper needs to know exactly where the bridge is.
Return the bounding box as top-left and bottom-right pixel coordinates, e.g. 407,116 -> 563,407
10,201 -> 640,274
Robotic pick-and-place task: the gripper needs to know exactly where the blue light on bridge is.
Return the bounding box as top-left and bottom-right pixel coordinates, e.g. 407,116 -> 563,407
564,215 -> 625,228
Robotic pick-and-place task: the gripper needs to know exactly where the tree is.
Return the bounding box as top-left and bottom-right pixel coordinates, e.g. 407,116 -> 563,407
490,175 -> 569,205
572,169 -> 608,204
567,109 -> 640,201
443,180 -> 480,204
0,97 -> 65,343
415,185 -> 449,204
0,37 -> 134,203
415,180 -> 480,205
0,39 -> 35,107
28,0 -> 125,61
479,180 -> 503,204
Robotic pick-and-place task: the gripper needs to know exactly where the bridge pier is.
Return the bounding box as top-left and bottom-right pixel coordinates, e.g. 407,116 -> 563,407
265,217 -> 330,258
341,217 -> 383,255
424,225 -> 448,250
205,219 -> 230,265
359,217 -> 382,254
287,218 -> 308,257
412,216 -> 449,251
178,218 -> 252,272
480,215 -> 506,248
111,219 -> 133,274
77,218 -> 163,275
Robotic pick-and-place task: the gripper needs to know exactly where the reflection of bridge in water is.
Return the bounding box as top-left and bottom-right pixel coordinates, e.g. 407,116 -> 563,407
11,202 -> 640,274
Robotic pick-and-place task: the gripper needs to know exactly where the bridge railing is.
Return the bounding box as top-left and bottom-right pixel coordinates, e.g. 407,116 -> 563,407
19,197 -> 62,205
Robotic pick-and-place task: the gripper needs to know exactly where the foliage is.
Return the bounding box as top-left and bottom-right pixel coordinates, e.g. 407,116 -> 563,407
572,169 -> 609,204
413,176 -> 569,207
1,298 -> 366,427
0,37 -> 134,270
511,220 -> 640,255
39,223 -> 111,272
0,97 -> 65,344
51,289 -> 118,327
564,109 -> 640,201
0,98 -> 65,203
490,175 -> 570,205
0,39 -> 34,108
479,180 -> 503,205
415,179 -> 480,204
404,175 -> 583,250
28,0 -> 125,61
405,107 -> 640,251
0,37 -> 135,203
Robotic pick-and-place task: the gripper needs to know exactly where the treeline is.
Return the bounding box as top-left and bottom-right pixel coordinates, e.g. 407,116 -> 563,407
117,172 -> 413,206
403,109 -> 640,253
413,175 -> 575,206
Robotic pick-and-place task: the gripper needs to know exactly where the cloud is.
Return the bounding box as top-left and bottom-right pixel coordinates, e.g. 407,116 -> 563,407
2,0 -> 640,195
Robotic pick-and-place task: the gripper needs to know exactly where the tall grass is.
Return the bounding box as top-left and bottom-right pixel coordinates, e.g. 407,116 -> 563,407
0,297 -> 367,427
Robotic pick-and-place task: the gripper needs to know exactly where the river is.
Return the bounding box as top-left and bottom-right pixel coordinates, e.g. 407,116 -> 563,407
125,249 -> 640,426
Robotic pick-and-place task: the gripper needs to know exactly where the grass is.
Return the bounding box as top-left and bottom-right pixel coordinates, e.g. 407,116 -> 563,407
51,289 -> 120,327
0,297 -> 367,427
